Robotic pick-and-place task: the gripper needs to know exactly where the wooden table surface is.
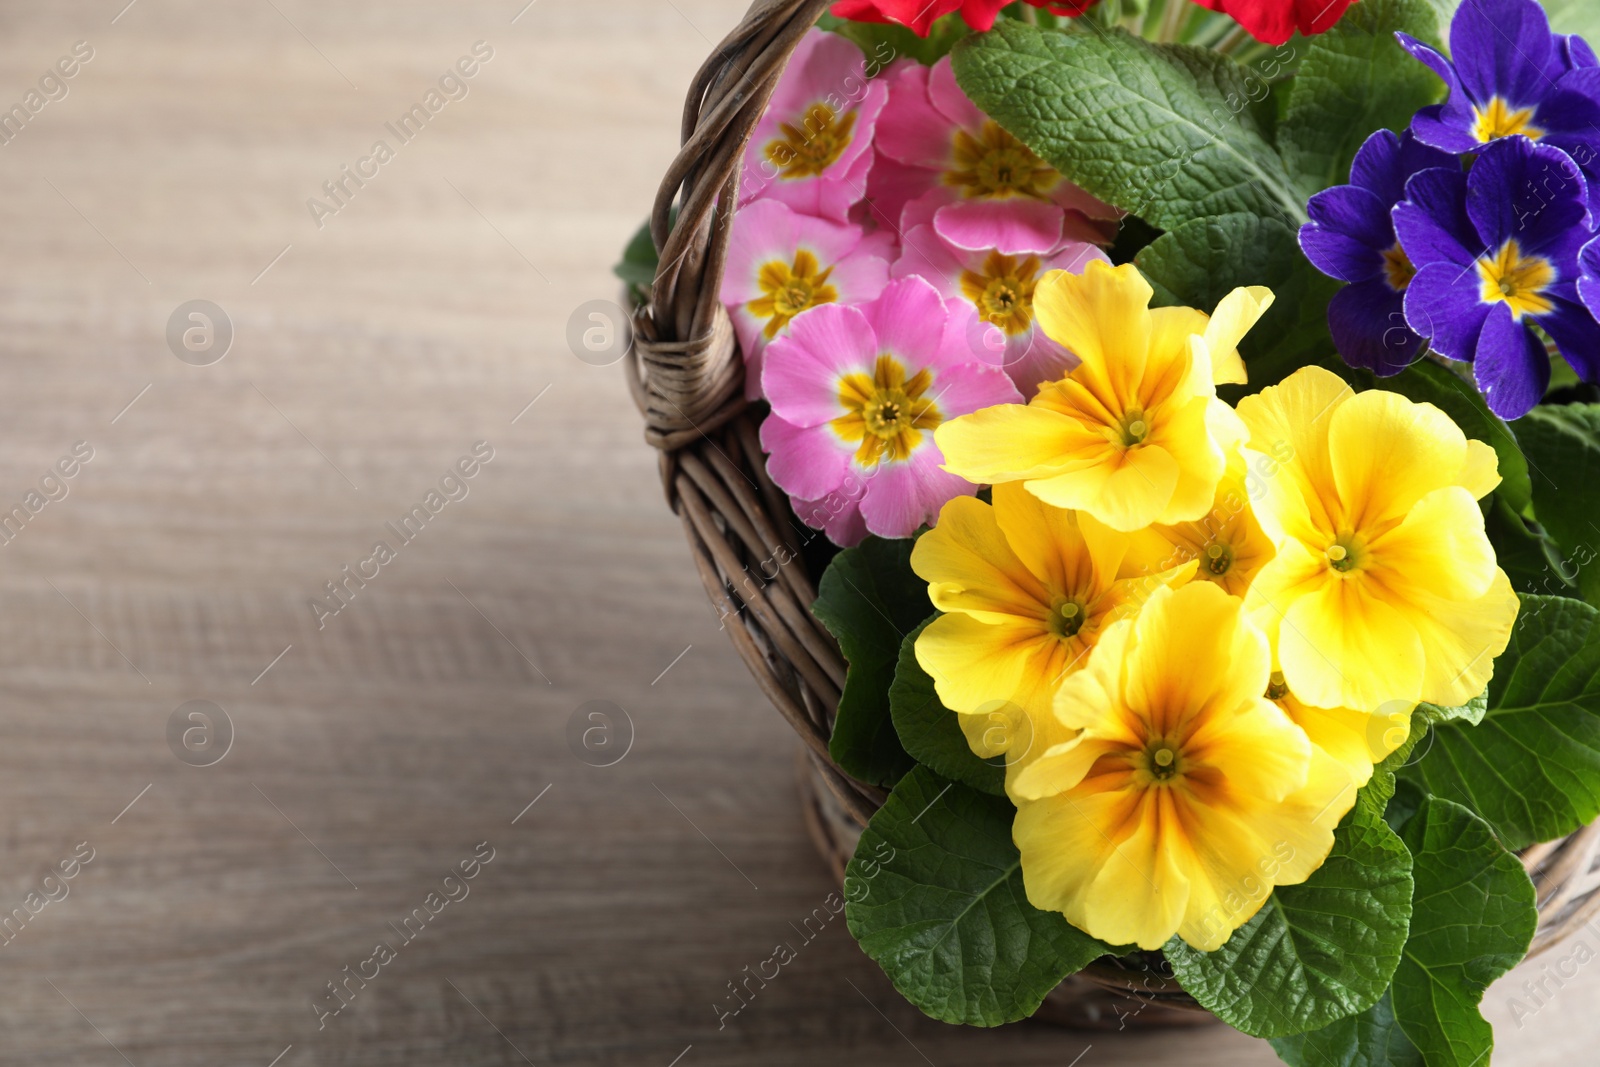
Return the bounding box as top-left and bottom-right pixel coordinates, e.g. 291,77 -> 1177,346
0,2 -> 1590,1063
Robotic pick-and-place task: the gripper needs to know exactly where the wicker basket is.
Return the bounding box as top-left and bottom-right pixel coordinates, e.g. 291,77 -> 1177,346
626,0 -> 1600,1030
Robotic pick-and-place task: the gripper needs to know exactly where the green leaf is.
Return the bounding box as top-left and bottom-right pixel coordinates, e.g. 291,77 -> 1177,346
843,766 -> 1112,1025
1517,403 -> 1600,604
1486,493 -> 1571,597
1544,0 -> 1600,39
819,11 -> 969,66
812,538 -> 929,787
1392,796 -> 1537,1067
1385,777 -> 1427,836
951,22 -> 1307,231
1164,801 -> 1413,1039
888,620 -> 1005,796
1368,721 -> 1427,815
614,218 -> 657,304
1415,691 -> 1486,727
1276,0 -> 1448,198
1270,991 -> 1425,1067
1399,594 -> 1600,849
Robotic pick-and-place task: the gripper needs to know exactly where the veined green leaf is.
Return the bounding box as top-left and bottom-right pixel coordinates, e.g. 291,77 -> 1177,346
1398,595 -> 1600,849
812,538 -> 928,786
888,620 -> 1005,796
1270,991 -> 1425,1067
1277,0 -> 1449,198
952,22 -> 1307,230
1517,403 -> 1600,605
843,766 -> 1112,1025
1392,797 -> 1537,1067
1165,800 -> 1413,1038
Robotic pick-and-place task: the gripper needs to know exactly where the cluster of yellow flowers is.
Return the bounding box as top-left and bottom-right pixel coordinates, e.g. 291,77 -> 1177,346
911,261 -> 1520,952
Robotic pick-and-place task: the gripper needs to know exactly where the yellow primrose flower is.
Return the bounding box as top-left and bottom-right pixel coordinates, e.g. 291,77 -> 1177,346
1121,452 -> 1277,599
1268,671 -> 1413,791
1011,583 -> 1351,951
935,260 -> 1272,532
1236,366 -> 1519,710
911,482 -> 1193,778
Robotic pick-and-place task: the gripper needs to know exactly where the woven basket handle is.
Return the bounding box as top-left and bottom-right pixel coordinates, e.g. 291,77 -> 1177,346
634,0 -> 832,453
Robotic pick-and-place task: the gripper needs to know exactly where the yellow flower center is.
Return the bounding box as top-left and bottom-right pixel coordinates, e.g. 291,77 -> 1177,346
1326,539 -> 1362,574
765,103 -> 857,180
1117,409 -> 1151,448
1382,243 -> 1416,292
946,121 -> 1058,201
1144,740 -> 1182,783
1265,671 -> 1289,701
831,353 -> 942,466
1476,240 -> 1555,320
1047,599 -> 1085,639
1471,96 -> 1544,143
748,250 -> 838,339
960,251 -> 1043,336
1204,542 -> 1233,576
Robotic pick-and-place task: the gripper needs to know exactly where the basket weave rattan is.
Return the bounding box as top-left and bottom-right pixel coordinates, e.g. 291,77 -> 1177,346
625,0 -> 1600,1030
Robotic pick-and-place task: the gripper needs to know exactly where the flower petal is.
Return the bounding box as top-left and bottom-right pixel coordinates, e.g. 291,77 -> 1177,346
1473,301 -> 1549,419
911,494 -> 1048,622
1393,165 -> 1476,268
1466,136 -> 1589,259
858,440 -> 976,539
1033,260 -> 1154,385
1028,443 -> 1181,532
1538,298 -> 1600,383
1448,0 -> 1558,111
865,275 -> 949,366
935,402 -> 1100,483
1411,568 -> 1520,706
1016,788 -> 1192,951
1327,278 -> 1419,376
874,62 -> 954,170
934,199 -> 1067,255
1235,365 -> 1354,530
1402,261 -> 1491,363
1202,286 -> 1273,385
1368,486 -> 1500,609
761,303 -> 880,427
759,414 -> 853,501
1278,574 -> 1427,710
915,611 -> 1044,713
1328,388 -> 1473,529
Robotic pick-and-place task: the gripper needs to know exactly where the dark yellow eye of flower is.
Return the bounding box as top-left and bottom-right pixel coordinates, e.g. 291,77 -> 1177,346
1146,741 -> 1181,782
830,353 -> 942,466
1118,409 -> 1151,448
1047,600 -> 1085,639
946,121 -> 1058,201
1471,96 -> 1543,143
1476,239 -> 1555,320
747,250 -> 838,339
960,251 -> 1043,336
1382,243 -> 1416,292
765,103 -> 856,180
1326,540 -> 1363,574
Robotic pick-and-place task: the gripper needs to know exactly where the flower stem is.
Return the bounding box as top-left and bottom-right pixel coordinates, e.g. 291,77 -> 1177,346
1155,0 -> 1188,43
1018,3 -> 1037,24
1214,22 -> 1251,54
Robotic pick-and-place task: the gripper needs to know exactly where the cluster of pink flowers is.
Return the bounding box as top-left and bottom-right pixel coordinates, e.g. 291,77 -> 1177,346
721,30 -> 1117,545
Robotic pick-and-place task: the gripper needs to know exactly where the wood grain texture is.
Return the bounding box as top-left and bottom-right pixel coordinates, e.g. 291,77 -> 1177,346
0,1 -> 1586,1063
